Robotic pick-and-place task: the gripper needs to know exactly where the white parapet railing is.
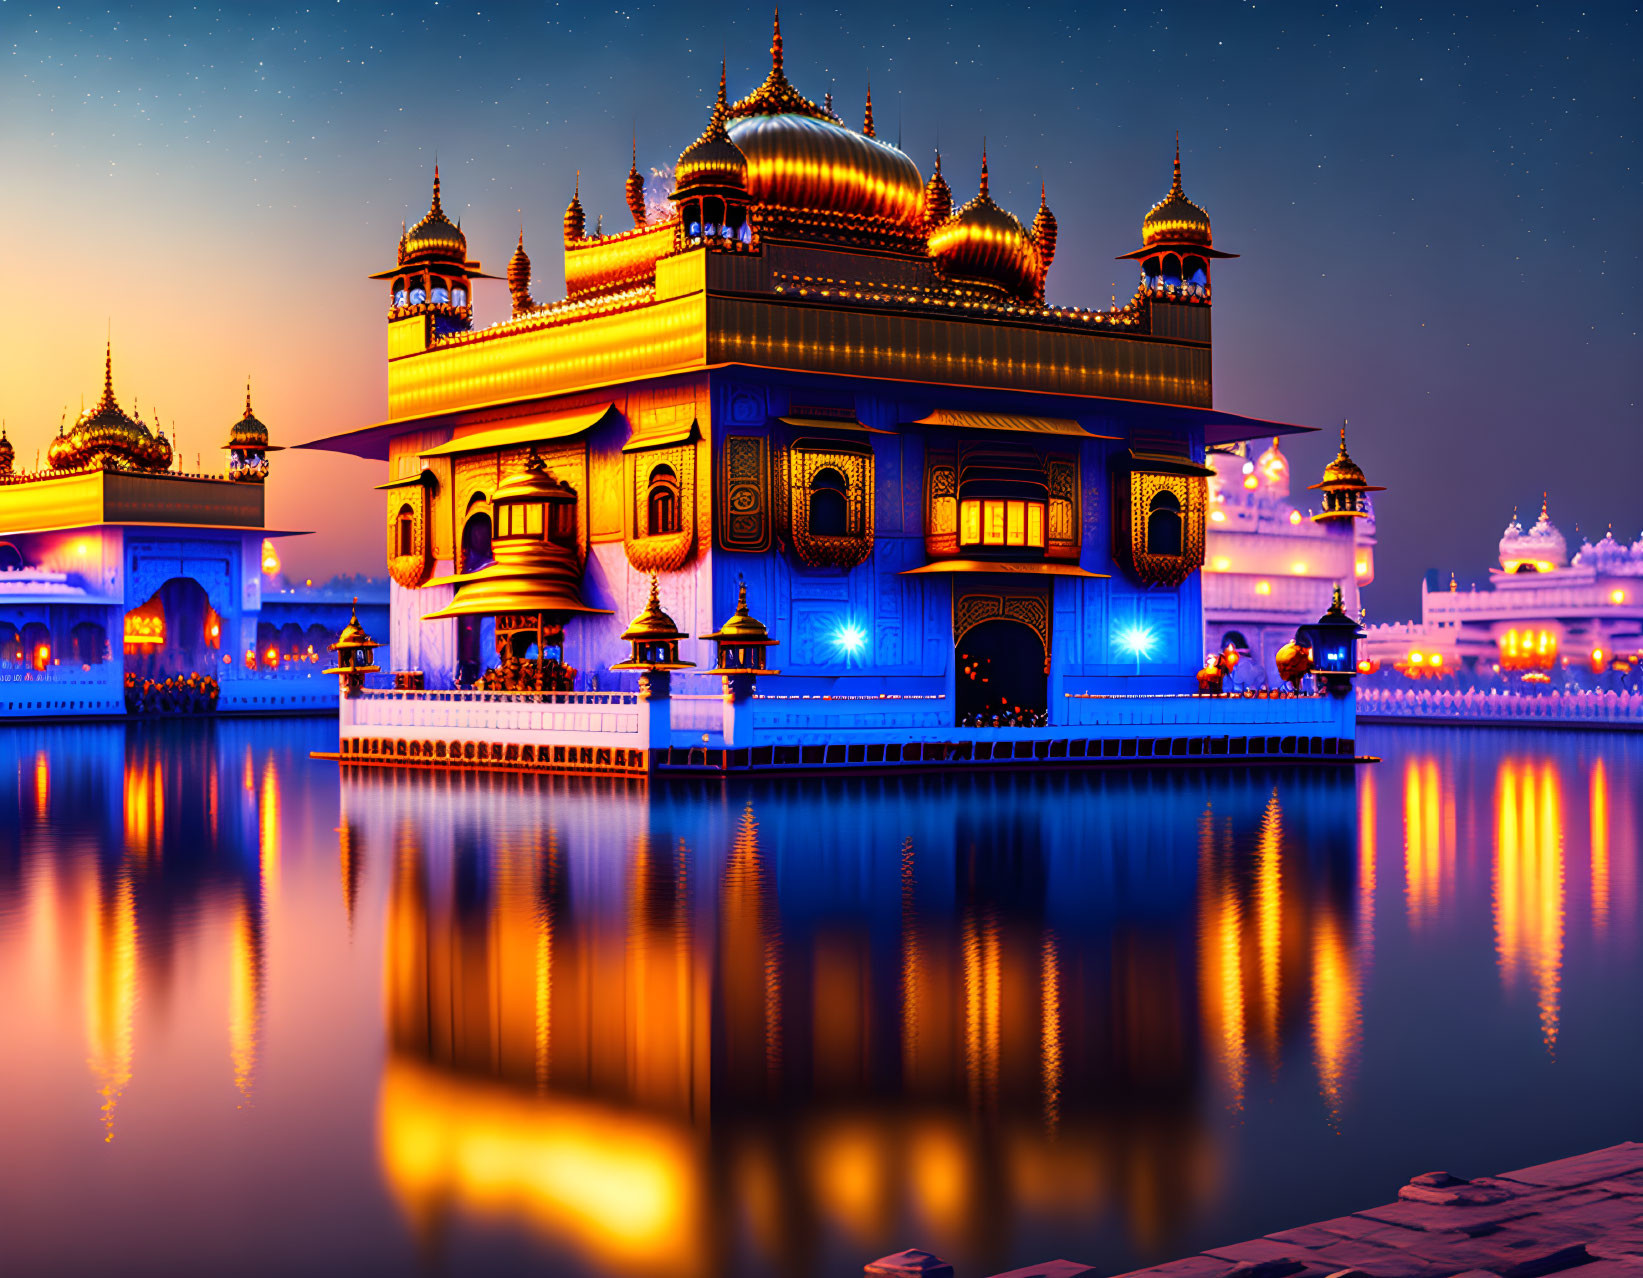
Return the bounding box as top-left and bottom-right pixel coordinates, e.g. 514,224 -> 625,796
1359,685 -> 1643,728
346,686 -> 641,739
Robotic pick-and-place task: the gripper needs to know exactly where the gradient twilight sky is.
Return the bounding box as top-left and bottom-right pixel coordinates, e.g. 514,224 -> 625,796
2,1 -> 1637,613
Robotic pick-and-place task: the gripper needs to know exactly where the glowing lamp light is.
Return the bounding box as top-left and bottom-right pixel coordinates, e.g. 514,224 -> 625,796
833,620 -> 868,662
1291,561 -> 1308,574
33,643 -> 50,671
1243,475 -> 1258,490
76,541 -> 89,556
1241,461 -> 1255,475
1117,624 -> 1154,674
1613,589 -> 1628,604
261,539 -> 281,576
1255,580 -> 1272,595
1212,556 -> 1231,571
1409,651 -> 1424,665
1356,560 -> 1370,576
1210,509 -> 1226,523
1288,510 -> 1302,525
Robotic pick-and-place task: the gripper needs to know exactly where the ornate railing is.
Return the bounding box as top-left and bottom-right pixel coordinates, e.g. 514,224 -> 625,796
1359,686 -> 1643,726
356,687 -> 638,707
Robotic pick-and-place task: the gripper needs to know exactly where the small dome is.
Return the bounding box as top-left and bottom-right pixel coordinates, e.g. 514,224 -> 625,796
927,152 -> 1042,299
0,427 -> 13,474
674,72 -> 749,195
1499,495 -> 1568,570
563,173 -> 586,241
403,167 -> 468,262
230,387 -> 271,449
1312,426 -> 1376,490
620,573 -> 689,644
330,603 -> 378,653
54,346 -> 168,472
703,579 -> 775,644
1142,140 -> 1213,248
923,151 -> 952,227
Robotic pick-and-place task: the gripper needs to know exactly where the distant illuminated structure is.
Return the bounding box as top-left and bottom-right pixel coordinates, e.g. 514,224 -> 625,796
0,347 -> 357,716
310,17 -> 1365,772
1363,496 -> 1643,674
1203,427 -> 1379,687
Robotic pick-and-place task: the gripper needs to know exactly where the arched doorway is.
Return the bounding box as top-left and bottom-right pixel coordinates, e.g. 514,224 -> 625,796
956,619 -> 1047,727
458,508 -> 495,687
125,578 -> 222,678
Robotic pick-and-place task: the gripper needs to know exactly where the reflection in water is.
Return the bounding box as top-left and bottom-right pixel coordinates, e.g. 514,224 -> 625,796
347,767 -> 1369,1276
2,723 -> 1640,1278
1496,760 -> 1566,1054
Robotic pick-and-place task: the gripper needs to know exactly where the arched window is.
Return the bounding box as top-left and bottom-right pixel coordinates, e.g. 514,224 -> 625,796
395,504 -> 415,558
70,621 -> 108,667
452,286 -> 466,307
393,278 -> 407,307
0,542 -> 23,572
646,464 -> 681,536
1143,256 -> 1161,279
1185,257 -> 1208,288
1161,253 -> 1183,286
808,467 -> 848,537
409,282 -> 427,305
1146,490 -> 1183,557
431,278 -> 450,305
0,621 -> 19,664
461,507 -> 494,573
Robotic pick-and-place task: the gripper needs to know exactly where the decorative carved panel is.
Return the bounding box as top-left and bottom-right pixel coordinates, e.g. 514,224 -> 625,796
1114,469 -> 1207,588
953,586 -> 1051,673
719,435 -> 770,551
624,441 -> 698,572
385,475 -> 434,588
777,442 -> 874,570
1047,455 -> 1079,557
924,449 -> 958,558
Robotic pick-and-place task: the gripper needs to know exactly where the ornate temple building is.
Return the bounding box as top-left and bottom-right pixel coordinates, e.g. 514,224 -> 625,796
1203,427 -> 1379,687
1363,497 -> 1643,675
310,18 -> 1364,773
0,350 -> 359,716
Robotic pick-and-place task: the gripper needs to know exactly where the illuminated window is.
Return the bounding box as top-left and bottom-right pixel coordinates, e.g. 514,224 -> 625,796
646,464 -> 681,536
960,500 -> 981,546
984,500 -> 1006,545
1291,561 -> 1308,574
1255,580 -> 1272,595
395,504 -> 415,556
808,468 -> 848,537
1026,503 -> 1044,548
1146,490 -> 1183,557
496,500 -> 544,540
1006,500 -> 1026,546
1212,556 -> 1231,571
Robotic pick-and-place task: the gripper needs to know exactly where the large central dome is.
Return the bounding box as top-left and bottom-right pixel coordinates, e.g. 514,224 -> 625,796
726,114 -> 924,231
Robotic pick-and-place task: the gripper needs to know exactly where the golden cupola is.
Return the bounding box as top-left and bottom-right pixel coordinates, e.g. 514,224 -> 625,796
719,12 -> 926,248
1118,137 -> 1237,290
927,150 -> 1043,300
0,426 -> 13,476
563,173 -> 586,242
507,228 -> 534,314
224,382 -> 281,483
625,137 -> 647,227
674,64 -> 750,194
1310,422 -> 1384,523
1031,181 -> 1058,299
422,449 -> 613,624
52,345 -> 171,473
923,150 -> 952,228
1142,140 -> 1213,248
402,166 -> 467,262
611,572 -> 694,672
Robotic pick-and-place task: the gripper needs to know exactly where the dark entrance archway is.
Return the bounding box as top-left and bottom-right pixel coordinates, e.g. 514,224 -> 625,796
956,619 -> 1047,727
124,578 -> 221,678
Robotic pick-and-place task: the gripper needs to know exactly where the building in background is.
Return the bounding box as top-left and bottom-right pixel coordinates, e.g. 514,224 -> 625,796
1362,498 -> 1642,678
1203,429 -> 1379,688
309,19 -> 1365,774
0,351 -> 381,717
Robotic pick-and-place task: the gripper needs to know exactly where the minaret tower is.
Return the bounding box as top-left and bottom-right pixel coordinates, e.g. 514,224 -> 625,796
224,381 -> 282,483
1117,136 -> 1237,298
370,166 -> 491,338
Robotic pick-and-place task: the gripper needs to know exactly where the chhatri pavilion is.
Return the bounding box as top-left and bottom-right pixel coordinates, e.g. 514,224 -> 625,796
309,17 -> 1365,775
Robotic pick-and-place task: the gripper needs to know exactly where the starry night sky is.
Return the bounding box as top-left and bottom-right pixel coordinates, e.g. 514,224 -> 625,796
2,1 -> 1637,614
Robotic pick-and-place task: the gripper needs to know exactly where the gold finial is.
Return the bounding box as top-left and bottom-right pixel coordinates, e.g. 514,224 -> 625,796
863,81 -> 874,137
429,163 -> 443,217
1450,572 -> 1458,591
979,142 -> 989,199
824,89 -> 833,115
933,148 -> 942,176
736,573 -> 749,611
244,377 -> 254,419
771,7 -> 783,76
717,56 -> 728,112
1171,131 -> 1183,197
1540,491 -> 1549,521
101,341 -> 116,410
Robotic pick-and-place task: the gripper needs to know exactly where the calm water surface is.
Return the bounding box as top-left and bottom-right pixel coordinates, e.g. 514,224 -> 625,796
0,721 -> 1639,1278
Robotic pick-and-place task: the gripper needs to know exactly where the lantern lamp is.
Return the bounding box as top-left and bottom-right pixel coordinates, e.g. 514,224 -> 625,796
1294,584 -> 1364,696
324,600 -> 382,697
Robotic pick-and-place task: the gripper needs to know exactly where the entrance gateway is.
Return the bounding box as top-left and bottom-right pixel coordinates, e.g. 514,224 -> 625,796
954,585 -> 1051,727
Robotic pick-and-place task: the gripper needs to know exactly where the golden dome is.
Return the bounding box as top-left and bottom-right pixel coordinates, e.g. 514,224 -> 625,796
620,572 -> 689,645
1311,425 -> 1382,492
403,167 -> 468,261
494,447 -> 575,505
0,426 -> 13,475
718,14 -> 925,235
1142,139 -> 1213,248
563,173 -> 586,241
53,345 -> 170,472
228,383 -> 279,451
927,152 -> 1042,299
331,603 -> 376,654
675,67 -> 749,193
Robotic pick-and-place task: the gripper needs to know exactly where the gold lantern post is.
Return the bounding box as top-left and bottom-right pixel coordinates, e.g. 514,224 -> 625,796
701,577 -> 779,747
324,601 -> 382,698
609,573 -> 694,750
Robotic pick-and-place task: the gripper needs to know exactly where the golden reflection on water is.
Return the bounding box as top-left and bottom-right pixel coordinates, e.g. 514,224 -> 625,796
228,895 -> 263,1102
83,868 -> 137,1142
1197,804 -> 1247,1114
1591,759 -> 1610,935
1495,759 -> 1566,1054
1403,757 -> 1452,928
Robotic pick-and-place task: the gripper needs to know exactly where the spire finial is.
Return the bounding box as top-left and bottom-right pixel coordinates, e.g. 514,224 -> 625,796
647,570 -> 661,610
1540,491 -> 1549,521
245,377 -> 254,419
736,572 -> 749,611
103,340 -> 114,407
430,163 -> 443,216
771,7 -> 783,75
933,147 -> 942,175
1171,132 -> 1183,196
574,170 -> 580,199
979,141 -> 989,199
863,81 -> 874,137
718,55 -> 728,111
